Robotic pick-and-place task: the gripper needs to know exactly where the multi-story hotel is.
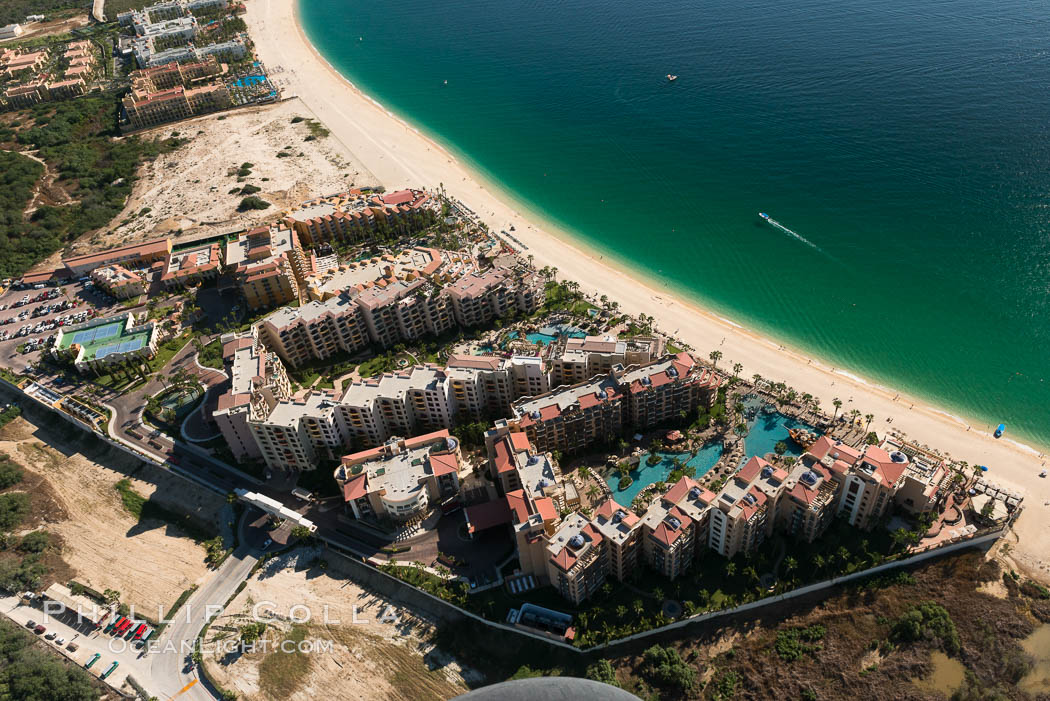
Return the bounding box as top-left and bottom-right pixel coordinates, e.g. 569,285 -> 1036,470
640,477 -> 717,579
498,352 -> 720,456
547,335 -> 662,388
249,364 -> 455,471
128,55 -> 223,91
444,354 -> 550,421
256,293 -> 370,369
281,189 -> 437,247
122,82 -> 231,130
334,430 -> 463,522
62,238 -> 172,277
590,498 -> 641,583
255,263 -> 545,368
225,226 -> 307,311
160,243 -> 221,289
301,246 -> 476,303
444,267 -> 545,328
90,264 -> 146,299
213,332 -> 292,461
546,514 -> 608,605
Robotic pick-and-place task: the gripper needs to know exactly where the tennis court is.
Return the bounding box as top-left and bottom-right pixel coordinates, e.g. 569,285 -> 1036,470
68,321 -> 123,347
94,337 -> 146,360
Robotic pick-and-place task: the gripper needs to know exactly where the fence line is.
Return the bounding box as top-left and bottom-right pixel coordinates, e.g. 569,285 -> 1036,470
325,527 -> 1003,654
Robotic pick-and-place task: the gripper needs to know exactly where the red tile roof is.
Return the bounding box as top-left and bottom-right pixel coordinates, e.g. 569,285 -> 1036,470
506,490 -> 530,524
736,456 -> 771,484
464,498 -> 512,533
509,432 -> 532,453
428,452 -> 459,477
535,497 -> 557,522
342,474 -> 368,501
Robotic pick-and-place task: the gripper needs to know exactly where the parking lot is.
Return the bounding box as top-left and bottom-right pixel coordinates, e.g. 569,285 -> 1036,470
0,594 -> 154,691
0,280 -> 127,373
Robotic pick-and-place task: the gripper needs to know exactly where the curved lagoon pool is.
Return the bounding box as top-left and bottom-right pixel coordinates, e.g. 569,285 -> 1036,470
607,443 -> 724,506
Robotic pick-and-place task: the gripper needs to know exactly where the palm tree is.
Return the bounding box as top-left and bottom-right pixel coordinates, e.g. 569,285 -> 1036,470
732,362 -> 743,378
849,408 -> 861,426
774,441 -> 788,456
709,350 -> 722,368
832,397 -> 843,419
813,554 -> 826,575
587,485 -> 600,501
864,413 -> 874,432
783,556 -> 797,578
751,373 -> 763,386
725,562 -> 737,578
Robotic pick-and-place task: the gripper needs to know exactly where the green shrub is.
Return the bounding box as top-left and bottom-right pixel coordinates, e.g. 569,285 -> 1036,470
238,196 -> 271,211
641,644 -> 696,690
891,601 -> 960,655
17,531 -> 49,553
0,454 -> 24,489
0,493 -> 30,531
585,659 -> 619,687
775,624 -> 826,661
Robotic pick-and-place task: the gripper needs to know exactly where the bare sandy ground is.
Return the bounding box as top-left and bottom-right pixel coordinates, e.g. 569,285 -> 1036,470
244,0 -> 1050,582
0,416 -> 223,615
203,550 -> 475,700
70,99 -> 377,256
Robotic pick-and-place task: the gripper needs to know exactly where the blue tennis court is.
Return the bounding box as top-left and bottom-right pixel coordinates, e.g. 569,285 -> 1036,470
69,322 -> 122,346
94,337 -> 145,359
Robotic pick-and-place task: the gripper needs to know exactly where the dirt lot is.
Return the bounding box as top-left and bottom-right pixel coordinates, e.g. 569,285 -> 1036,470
0,14 -> 90,44
68,98 -> 378,257
203,549 -> 478,701
0,414 -> 226,616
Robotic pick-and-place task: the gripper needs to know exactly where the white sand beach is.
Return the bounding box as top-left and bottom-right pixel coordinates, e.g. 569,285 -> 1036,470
245,0 -> 1050,578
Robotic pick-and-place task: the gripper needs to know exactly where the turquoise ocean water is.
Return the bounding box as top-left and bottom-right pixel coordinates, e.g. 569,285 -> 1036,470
300,0 -> 1050,448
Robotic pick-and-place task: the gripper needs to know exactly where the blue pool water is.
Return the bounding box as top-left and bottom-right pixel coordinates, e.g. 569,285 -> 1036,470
525,332 -> 558,346
743,410 -> 815,462
607,443 -> 724,506
232,76 -> 267,87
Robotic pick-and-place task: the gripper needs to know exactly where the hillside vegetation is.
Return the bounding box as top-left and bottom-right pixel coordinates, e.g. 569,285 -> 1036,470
0,96 -> 183,278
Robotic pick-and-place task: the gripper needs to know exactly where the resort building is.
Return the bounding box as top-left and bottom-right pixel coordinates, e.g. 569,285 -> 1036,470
281,189 -> 437,247
639,477 -> 717,579
444,267 -> 545,328
3,82 -> 48,109
122,82 -> 231,130
2,49 -> 48,78
334,430 -> 463,522
499,352 -> 720,456
546,514 -> 608,605
256,292 -> 369,369
128,55 -> 224,91
225,226 -> 307,312
590,498 -> 642,582
160,243 -> 221,289
547,335 -> 663,388
90,264 -> 146,299
707,456 -> 788,559
248,365 -> 454,472
213,332 -> 292,461
62,237 -> 172,277
46,78 -> 87,101
254,264 -> 544,368
444,354 -> 550,421
54,313 -> 158,372
301,246 -> 475,303
777,461 -> 839,543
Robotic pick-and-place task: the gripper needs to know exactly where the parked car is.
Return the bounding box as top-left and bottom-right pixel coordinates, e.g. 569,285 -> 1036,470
33,625 -> 45,634
44,631 -> 56,640
24,620 -> 36,629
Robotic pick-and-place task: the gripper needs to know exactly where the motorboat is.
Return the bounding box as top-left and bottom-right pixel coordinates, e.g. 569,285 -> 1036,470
759,212 -> 771,221
667,74 -> 678,81
994,423 -> 1005,439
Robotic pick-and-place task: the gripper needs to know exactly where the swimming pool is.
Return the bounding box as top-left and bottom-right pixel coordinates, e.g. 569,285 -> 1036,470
606,443 -> 724,506
742,399 -> 819,463
232,75 -> 267,87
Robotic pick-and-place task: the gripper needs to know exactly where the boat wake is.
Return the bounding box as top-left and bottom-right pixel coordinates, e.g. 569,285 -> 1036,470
759,213 -> 840,264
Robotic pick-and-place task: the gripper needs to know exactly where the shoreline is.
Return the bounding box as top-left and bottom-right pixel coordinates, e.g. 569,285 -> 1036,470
246,0 -> 1050,575
283,0 -> 1042,457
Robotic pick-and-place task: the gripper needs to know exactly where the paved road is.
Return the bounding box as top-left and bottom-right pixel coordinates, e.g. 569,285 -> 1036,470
91,0 -> 105,23
148,512 -> 266,701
